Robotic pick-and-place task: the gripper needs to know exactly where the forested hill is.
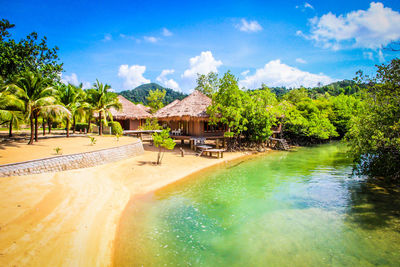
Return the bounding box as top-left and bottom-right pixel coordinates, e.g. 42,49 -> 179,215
268,80 -> 362,98
119,83 -> 187,105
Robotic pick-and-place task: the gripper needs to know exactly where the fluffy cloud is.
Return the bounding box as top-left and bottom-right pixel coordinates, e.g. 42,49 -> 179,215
62,73 -> 79,85
304,2 -> 314,9
296,2 -> 314,10
296,58 -> 307,64
236,19 -> 262,33
144,36 -> 158,43
156,69 -> 180,91
61,73 -> 91,89
241,70 -> 250,76
118,65 -> 150,89
162,28 -> 173,37
305,2 -> 400,50
181,51 -> 222,90
239,60 -> 334,89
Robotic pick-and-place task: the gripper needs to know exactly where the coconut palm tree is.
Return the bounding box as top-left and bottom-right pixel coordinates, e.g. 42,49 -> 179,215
0,80 -> 24,137
7,71 -> 70,144
57,83 -> 87,137
86,80 -> 121,135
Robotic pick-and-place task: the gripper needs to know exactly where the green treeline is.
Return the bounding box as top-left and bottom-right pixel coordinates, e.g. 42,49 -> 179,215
199,59 -> 400,181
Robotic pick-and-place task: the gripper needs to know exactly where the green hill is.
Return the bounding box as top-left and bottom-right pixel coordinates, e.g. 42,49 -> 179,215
119,83 -> 187,105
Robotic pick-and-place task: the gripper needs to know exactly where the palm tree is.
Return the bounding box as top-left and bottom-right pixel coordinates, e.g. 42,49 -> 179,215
57,83 -> 87,137
87,80 -> 121,135
8,71 -> 69,144
0,83 -> 24,137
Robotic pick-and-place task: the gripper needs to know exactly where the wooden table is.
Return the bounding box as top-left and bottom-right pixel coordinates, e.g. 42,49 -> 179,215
202,148 -> 225,158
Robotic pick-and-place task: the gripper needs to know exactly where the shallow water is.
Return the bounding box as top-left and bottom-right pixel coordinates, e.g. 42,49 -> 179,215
115,143 -> 400,267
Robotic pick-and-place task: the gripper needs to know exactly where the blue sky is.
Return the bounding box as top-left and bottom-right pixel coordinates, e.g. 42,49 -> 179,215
1,0 -> 400,92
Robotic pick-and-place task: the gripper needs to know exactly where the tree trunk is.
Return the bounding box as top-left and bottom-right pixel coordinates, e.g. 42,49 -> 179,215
34,112 -> 38,142
73,116 -> 76,134
43,118 -> 46,136
157,147 -> 162,164
99,111 -> 102,136
28,115 -> 34,145
66,118 -> 70,137
48,119 -> 51,134
9,120 -> 12,137
88,116 -> 91,134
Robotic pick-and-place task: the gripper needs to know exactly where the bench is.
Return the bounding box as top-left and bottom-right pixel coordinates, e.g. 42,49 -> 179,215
200,148 -> 225,158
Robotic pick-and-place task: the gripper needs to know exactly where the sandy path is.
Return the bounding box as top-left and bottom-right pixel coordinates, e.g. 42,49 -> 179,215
0,143 -> 251,266
0,136 -> 137,164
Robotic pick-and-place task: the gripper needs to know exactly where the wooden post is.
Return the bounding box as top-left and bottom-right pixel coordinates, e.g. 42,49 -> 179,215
216,139 -> 220,149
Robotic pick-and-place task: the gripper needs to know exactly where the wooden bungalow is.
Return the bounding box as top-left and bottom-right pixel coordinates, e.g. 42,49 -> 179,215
108,95 -> 151,130
154,90 -> 226,137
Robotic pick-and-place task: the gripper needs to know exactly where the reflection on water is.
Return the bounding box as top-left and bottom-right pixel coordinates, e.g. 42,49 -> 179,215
114,143 -> 400,267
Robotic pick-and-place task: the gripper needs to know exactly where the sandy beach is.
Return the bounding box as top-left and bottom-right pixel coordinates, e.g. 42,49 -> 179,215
0,140 -> 250,266
0,135 -> 137,164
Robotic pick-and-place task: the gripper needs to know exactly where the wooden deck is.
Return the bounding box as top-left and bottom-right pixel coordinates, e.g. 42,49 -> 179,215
171,135 -> 226,149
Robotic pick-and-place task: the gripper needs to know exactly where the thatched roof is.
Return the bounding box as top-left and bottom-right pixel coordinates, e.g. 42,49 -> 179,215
154,90 -> 211,120
109,95 -> 151,119
136,103 -> 151,113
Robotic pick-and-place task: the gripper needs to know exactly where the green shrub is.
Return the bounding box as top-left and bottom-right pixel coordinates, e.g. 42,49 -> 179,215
108,121 -> 123,135
75,123 -> 88,132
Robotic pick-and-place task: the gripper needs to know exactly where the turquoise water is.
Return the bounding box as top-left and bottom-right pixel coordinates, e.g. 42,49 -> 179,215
115,143 -> 400,267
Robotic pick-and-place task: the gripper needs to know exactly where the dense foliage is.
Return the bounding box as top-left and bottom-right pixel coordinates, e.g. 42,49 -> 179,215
346,59 -> 400,181
119,83 -> 186,105
108,121 -> 123,135
0,19 -> 63,81
147,88 -> 166,113
206,73 -> 359,148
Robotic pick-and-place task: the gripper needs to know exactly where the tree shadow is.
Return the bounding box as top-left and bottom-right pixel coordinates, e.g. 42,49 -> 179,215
346,177 -> 400,231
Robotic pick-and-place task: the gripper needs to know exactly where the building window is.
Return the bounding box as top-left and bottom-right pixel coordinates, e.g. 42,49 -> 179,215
203,121 -> 226,132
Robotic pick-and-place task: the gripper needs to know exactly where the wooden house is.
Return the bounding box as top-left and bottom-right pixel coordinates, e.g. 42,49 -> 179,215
154,90 -> 226,137
108,95 -> 151,130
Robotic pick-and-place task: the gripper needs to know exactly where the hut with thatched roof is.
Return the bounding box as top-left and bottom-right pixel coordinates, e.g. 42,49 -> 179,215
109,95 -> 151,130
154,90 -> 226,137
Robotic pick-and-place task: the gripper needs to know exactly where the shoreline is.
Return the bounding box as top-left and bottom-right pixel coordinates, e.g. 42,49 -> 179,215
0,143 -> 262,266
111,150 -> 262,266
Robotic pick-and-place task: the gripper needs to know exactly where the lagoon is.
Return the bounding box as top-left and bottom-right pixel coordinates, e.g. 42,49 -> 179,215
115,143 -> 400,266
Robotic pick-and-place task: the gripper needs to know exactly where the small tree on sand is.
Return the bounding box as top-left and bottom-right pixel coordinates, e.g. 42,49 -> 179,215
152,129 -> 176,165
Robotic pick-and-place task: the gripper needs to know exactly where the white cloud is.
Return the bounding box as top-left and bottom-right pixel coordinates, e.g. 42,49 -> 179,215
305,2 -> 400,50
156,69 -> 180,91
144,36 -> 159,43
118,65 -> 150,89
82,82 -> 91,89
241,70 -> 250,76
378,49 -> 385,62
181,51 -> 223,91
162,28 -> 173,37
304,2 -> 314,9
363,51 -> 374,60
296,58 -> 307,64
239,59 -> 334,89
236,19 -> 262,33
62,73 -> 79,85
61,73 -> 91,89
296,2 -> 314,10
103,34 -> 112,42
